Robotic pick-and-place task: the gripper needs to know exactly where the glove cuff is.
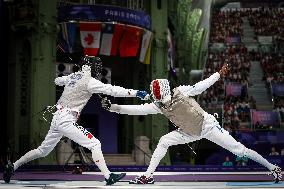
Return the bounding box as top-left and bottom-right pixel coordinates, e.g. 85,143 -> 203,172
109,104 -> 121,113
136,90 -> 147,99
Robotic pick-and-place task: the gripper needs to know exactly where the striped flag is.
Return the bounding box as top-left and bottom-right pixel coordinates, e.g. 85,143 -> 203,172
142,41 -> 152,65
99,23 -> 124,56
139,29 -> 152,63
60,22 -> 77,53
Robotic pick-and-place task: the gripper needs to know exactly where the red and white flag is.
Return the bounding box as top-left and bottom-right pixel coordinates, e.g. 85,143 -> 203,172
80,22 -> 102,56
99,23 -> 124,56
139,29 -> 152,62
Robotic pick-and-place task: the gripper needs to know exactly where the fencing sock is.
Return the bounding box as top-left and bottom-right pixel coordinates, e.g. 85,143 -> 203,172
13,149 -> 42,171
145,144 -> 168,178
92,146 -> 111,179
245,148 -> 276,171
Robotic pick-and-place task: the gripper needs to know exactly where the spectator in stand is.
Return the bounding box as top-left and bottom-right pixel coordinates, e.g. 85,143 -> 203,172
269,146 -> 279,156
210,10 -> 243,43
232,113 -> 240,130
172,152 -> 183,165
281,148 -> 284,156
224,123 -> 233,134
222,156 -> 233,166
249,49 -> 261,61
205,45 -> 251,108
235,155 -> 248,166
248,8 -> 284,39
273,96 -> 284,121
255,121 -> 262,130
260,53 -> 284,84
249,96 -> 256,109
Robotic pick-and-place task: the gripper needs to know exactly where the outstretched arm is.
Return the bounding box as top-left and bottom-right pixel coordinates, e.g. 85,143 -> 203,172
54,75 -> 69,86
101,98 -> 161,115
178,64 -> 229,96
87,78 -> 148,99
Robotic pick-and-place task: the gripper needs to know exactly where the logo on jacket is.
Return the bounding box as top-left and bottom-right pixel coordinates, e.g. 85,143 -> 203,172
68,73 -> 83,87
75,124 -> 94,139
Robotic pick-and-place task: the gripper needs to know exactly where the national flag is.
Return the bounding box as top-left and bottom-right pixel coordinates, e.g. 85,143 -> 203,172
119,26 -> 143,57
142,40 -> 152,65
80,22 -> 102,56
99,23 -> 124,56
139,29 -> 152,62
61,22 -> 77,53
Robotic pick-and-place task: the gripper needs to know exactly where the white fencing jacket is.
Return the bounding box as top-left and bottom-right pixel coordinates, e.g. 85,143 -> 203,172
55,71 -> 138,113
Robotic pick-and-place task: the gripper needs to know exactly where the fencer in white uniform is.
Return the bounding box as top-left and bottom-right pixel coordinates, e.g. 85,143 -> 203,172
3,56 -> 149,185
101,64 -> 282,184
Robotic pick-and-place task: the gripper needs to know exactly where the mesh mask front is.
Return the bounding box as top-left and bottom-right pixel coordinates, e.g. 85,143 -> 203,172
150,79 -> 171,102
82,56 -> 103,79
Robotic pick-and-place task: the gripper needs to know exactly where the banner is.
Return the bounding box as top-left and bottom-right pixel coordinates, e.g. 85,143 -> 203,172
225,83 -> 243,96
258,36 -> 273,44
252,110 -> 279,126
58,5 -> 151,30
271,83 -> 284,96
226,36 -> 241,44
210,43 -> 225,50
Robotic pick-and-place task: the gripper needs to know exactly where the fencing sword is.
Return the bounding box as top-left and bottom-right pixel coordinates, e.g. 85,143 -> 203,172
31,105 -> 56,124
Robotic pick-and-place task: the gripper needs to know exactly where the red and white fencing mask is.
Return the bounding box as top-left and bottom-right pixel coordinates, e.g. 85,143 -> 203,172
150,79 -> 171,103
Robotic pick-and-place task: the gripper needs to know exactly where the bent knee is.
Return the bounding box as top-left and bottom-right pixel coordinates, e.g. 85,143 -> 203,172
231,144 -> 247,157
90,139 -> 102,151
36,147 -> 51,158
158,136 -> 171,149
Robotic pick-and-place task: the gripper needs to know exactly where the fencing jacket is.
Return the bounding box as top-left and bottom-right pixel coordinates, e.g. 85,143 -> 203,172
159,89 -> 204,136
110,72 -> 220,136
55,71 -> 138,113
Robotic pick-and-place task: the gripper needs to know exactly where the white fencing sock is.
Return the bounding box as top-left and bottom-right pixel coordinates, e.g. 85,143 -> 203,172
245,148 -> 276,171
13,149 -> 42,171
145,144 -> 168,178
92,145 -> 111,179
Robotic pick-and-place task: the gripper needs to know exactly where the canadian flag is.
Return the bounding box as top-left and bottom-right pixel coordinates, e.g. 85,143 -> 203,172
80,22 -> 102,56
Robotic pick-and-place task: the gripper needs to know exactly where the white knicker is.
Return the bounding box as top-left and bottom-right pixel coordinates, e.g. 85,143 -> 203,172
159,113 -> 246,157
38,108 -> 100,154
145,112 -> 275,176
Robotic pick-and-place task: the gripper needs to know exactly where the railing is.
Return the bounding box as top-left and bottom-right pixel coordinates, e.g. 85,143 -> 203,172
134,141 -> 152,165
122,136 -> 151,165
